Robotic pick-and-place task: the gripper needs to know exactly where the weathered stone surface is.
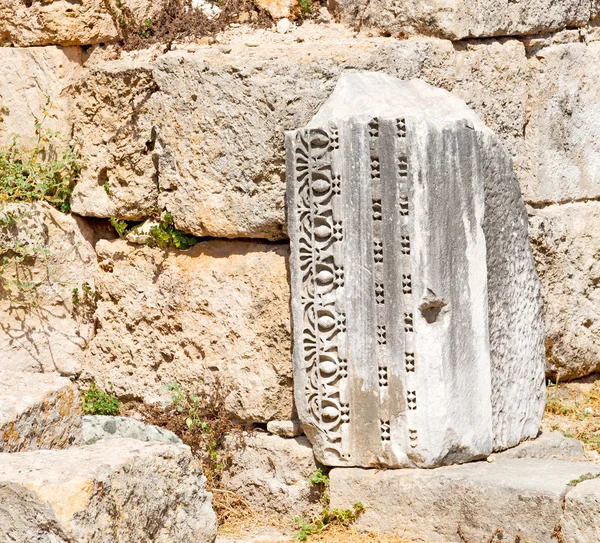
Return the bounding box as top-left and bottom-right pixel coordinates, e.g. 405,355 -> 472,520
82,238 -> 292,422
0,46 -> 83,149
287,72 -> 544,468
523,42 -> 600,203
330,459 -> 600,542
70,60 -> 159,221
71,31 -> 526,236
83,415 -> 181,445
529,202 -> 600,380
0,371 -> 81,453
255,0 -> 298,19
563,477 -> 600,542
330,0 -> 594,40
0,202 -> 97,376
494,431 -> 586,461
0,0 -> 118,46
0,439 -> 218,543
267,420 -> 304,438
221,432 -> 318,515
0,0 -> 162,47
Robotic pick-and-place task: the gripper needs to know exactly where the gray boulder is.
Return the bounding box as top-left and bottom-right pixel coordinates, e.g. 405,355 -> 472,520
83,415 -> 182,445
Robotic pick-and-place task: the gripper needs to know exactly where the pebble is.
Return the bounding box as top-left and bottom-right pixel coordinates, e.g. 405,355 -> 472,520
277,18 -> 292,34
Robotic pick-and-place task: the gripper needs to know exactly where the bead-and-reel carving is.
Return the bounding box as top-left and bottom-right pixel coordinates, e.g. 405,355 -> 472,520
294,125 -> 349,461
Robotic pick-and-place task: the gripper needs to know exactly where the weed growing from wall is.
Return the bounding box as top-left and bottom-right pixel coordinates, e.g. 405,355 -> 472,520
0,94 -> 81,213
148,212 -> 199,249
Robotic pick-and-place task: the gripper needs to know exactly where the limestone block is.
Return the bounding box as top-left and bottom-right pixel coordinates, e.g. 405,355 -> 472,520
0,202 -> 97,376
330,459 -> 600,542
287,72 -> 544,468
221,432 -> 318,515
330,0 -> 593,40
82,238 -> 292,422
563,477 -> 600,542
494,432 -> 586,461
0,0 -> 163,46
82,415 -> 181,445
70,60 -> 160,221
267,420 -> 304,437
524,42 -> 600,203
0,371 -> 81,453
71,32 -> 528,235
0,46 -> 83,150
0,439 -> 218,543
529,202 -> 600,380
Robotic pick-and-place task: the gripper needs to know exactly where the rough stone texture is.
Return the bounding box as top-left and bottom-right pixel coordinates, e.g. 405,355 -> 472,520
70,60 -> 159,221
73,31 -> 527,238
329,0 -> 595,40
82,238 -> 292,422
563,477 -> 600,542
0,202 -> 97,376
267,420 -> 304,438
0,439 -> 218,543
0,371 -> 81,453
523,42 -> 600,203
82,415 -> 181,445
221,432 -> 318,515
254,0 -> 298,19
0,46 -> 83,149
494,431 -> 586,461
330,459 -> 600,542
0,0 -> 118,46
287,72 -> 544,467
529,202 -> 600,380
0,0 -> 163,47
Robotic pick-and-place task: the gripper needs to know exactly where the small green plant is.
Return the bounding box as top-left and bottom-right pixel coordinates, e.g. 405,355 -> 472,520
138,18 -> 153,38
309,467 -> 329,486
163,382 -> 207,431
292,503 -> 364,540
298,0 -> 312,15
310,467 -> 330,505
162,381 -> 231,484
109,217 -> 129,238
0,94 -> 81,213
149,212 -> 198,250
103,181 -> 111,196
82,382 -> 120,416
568,472 -> 600,486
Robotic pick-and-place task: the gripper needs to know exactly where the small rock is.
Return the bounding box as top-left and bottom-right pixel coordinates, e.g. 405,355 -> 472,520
239,11 -> 250,22
277,18 -> 292,34
82,415 -> 182,446
125,219 -> 159,244
219,45 -> 232,54
267,420 -> 304,438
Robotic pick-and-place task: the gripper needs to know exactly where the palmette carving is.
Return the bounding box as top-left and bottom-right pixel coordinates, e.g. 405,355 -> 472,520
293,125 -> 349,461
289,113 -> 422,467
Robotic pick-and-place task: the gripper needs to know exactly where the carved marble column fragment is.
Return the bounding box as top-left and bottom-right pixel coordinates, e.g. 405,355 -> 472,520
286,72 -> 545,468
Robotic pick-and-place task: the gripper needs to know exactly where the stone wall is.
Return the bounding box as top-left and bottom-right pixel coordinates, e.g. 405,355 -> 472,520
1,2 -> 599,419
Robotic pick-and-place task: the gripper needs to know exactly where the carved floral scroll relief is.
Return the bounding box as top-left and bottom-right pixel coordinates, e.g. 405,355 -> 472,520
287,117 -> 415,467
